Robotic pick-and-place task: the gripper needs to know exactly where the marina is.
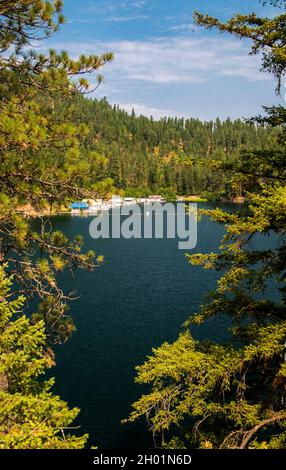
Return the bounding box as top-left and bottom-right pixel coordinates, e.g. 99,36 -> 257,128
70,195 -> 166,215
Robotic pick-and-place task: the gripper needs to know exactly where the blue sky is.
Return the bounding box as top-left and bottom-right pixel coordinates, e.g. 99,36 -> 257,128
46,0 -> 284,120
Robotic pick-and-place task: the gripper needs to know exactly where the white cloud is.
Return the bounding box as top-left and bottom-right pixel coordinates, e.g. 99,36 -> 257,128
128,0 -> 148,7
77,1 -> 150,25
168,23 -> 197,32
83,0 -> 148,15
115,102 -> 179,119
104,14 -> 150,23
53,36 -> 268,85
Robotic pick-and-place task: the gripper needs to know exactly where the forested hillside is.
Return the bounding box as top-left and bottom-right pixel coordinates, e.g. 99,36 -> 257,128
69,96 -> 278,199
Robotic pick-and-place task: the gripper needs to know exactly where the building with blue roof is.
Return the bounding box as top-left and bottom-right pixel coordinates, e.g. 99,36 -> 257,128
70,202 -> 89,211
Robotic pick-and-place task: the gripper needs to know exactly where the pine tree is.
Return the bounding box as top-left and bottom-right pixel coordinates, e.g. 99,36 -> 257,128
0,265 -> 88,448
0,1 -> 112,447
0,2 -> 112,341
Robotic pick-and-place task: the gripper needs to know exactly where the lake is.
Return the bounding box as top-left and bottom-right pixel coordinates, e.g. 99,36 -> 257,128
38,202 -> 276,449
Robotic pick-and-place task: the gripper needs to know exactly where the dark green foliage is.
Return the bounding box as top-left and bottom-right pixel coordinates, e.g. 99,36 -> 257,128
0,1 -> 113,343
67,96 -> 277,199
0,0 -> 112,448
0,266 -> 89,448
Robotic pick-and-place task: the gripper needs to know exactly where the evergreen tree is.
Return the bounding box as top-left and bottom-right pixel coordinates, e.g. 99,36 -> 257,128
0,2 -> 112,341
0,1 -> 112,447
0,265 -> 88,448
68,94 -> 276,199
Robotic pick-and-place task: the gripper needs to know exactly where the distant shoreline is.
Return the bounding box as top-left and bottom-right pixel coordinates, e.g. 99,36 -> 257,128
177,195 -> 245,204
16,196 -> 245,218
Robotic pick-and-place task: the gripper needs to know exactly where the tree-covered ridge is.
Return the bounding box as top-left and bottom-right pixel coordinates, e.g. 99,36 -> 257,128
69,95 -> 278,199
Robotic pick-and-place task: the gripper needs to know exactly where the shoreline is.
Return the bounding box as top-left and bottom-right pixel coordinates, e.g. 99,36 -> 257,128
17,196 -> 246,218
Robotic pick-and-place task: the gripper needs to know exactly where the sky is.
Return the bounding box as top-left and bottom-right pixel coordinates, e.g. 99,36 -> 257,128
45,0 -> 284,121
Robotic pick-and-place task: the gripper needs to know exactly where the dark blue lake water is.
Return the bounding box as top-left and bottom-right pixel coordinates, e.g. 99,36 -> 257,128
39,203 -> 278,449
